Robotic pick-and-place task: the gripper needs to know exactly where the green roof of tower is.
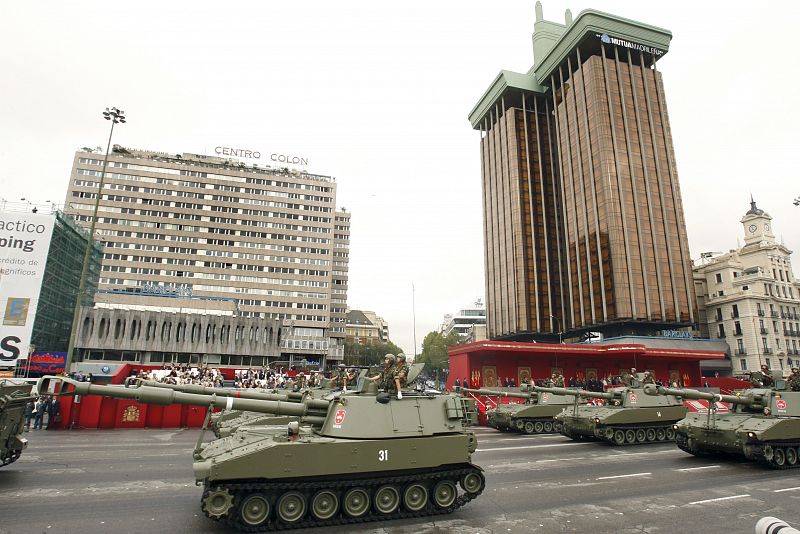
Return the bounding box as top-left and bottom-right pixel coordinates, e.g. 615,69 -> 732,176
469,5 -> 672,129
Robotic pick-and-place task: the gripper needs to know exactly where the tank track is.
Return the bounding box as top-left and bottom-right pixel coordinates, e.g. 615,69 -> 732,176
1,449 -> 22,467
595,423 -> 678,446
675,432 -> 713,457
511,418 -> 563,435
749,440 -> 800,470
205,464 -> 484,531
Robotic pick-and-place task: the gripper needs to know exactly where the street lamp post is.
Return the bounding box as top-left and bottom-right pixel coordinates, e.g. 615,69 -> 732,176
549,315 -> 562,344
64,107 -> 126,376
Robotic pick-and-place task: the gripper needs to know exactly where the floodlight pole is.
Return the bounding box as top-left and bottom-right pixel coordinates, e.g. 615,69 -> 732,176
64,108 -> 125,376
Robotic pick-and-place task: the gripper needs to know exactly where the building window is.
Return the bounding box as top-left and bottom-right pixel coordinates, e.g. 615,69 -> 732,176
715,308 -> 723,321
737,339 -> 745,352
717,324 -> 726,338
715,273 -> 722,284
765,358 -> 772,369
732,304 -> 739,318
734,321 -> 742,335
740,359 -> 748,371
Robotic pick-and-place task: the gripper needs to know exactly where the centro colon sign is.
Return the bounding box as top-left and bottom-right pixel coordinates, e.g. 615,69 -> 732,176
214,146 -> 308,166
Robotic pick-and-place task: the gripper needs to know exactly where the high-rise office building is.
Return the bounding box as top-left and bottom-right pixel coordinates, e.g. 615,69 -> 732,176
64,146 -> 348,367
469,3 -> 695,341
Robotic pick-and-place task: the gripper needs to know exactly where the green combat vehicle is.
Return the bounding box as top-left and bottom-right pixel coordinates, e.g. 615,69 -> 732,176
1,378 -> 36,467
547,381 -> 687,444
644,382 -> 800,469
457,386 -> 580,434
39,375 -> 484,530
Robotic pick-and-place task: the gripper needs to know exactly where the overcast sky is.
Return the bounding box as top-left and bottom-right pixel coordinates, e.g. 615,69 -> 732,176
1,1 -> 797,356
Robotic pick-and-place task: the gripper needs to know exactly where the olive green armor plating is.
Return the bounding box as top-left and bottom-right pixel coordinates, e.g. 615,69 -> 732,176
545,380 -> 687,445
0,379 -> 36,467
38,375 -> 484,531
644,383 -> 800,469
458,386 -> 578,434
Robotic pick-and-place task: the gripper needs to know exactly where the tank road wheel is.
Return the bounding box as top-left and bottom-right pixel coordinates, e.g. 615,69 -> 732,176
624,429 -> 636,444
374,485 -> 400,514
635,429 -> 647,443
276,491 -> 306,524
515,419 -> 525,431
543,421 -> 554,433
403,483 -> 429,512
554,421 -> 563,432
203,487 -> 234,519
343,488 -> 370,518
613,430 -> 625,445
665,427 -> 676,440
786,447 -> 798,466
645,428 -> 657,442
772,447 -> 787,467
523,421 -> 535,434
239,493 -> 271,527
656,428 -> 667,441
432,480 -> 458,508
460,471 -> 484,494
534,421 -> 545,433
310,490 -> 339,521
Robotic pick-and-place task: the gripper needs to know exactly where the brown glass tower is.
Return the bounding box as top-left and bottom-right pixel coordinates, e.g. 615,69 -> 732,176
469,3 -> 695,341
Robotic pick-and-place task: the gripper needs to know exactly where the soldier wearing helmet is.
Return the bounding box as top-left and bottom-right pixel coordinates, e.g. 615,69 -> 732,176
368,354 -> 396,392
393,353 -> 410,398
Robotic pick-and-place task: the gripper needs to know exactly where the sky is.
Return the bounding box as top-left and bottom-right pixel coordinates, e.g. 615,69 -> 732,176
1,1 -> 798,357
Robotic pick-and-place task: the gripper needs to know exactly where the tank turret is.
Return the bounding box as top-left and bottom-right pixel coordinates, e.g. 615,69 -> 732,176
457,386 -> 580,434
644,383 -> 800,468
1,379 -> 36,467
550,383 -> 688,445
38,375 -> 485,529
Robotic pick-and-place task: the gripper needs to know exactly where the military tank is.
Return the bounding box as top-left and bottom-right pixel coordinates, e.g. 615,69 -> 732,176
644,382 -> 800,468
546,380 -> 687,444
39,375 -> 484,530
1,378 -> 36,467
457,386 -> 580,434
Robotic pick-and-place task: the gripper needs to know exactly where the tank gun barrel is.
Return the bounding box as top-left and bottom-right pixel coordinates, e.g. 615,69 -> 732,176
125,378 -> 304,402
642,384 -> 752,405
534,386 -> 616,399
38,376 -> 330,425
457,387 -> 534,399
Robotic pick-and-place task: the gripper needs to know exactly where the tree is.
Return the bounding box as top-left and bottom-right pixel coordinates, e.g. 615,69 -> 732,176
343,340 -> 404,367
416,330 -> 465,370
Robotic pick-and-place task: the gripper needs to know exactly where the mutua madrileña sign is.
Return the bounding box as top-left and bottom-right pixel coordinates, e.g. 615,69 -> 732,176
598,33 -> 665,57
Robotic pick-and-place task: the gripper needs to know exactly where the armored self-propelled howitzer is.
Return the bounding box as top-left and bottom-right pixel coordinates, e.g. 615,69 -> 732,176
457,386 -> 579,434
547,381 -> 687,445
644,382 -> 800,468
39,374 -> 484,531
1,379 -> 36,467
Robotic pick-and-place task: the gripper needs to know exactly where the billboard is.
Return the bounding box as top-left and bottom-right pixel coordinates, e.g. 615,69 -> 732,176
0,212 -> 55,365
25,351 -> 66,374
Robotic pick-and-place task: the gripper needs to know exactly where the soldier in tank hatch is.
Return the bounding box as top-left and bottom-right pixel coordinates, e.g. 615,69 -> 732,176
367,354 -> 396,392
393,353 -> 409,398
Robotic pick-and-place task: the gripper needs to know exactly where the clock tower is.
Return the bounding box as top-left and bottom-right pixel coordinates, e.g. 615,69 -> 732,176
741,197 -> 775,245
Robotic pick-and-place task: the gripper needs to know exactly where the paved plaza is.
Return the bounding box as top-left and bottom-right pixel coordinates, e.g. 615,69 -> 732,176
1,426 -> 798,534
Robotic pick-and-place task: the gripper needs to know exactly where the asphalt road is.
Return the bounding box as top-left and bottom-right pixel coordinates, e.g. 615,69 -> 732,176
1,426 -> 799,534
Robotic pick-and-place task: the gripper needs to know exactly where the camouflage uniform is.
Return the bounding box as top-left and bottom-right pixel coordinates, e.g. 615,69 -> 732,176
372,355 -> 396,391
553,374 -> 565,387
393,357 -> 410,389
642,372 -> 655,385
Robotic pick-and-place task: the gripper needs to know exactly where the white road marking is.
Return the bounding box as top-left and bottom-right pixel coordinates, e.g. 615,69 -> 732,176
677,465 -> 719,472
687,494 -> 750,505
476,442 -> 588,452
596,472 -> 651,480
774,487 -> 800,493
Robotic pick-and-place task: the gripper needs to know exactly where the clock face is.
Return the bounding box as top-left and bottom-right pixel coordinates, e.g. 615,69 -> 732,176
748,224 -> 757,233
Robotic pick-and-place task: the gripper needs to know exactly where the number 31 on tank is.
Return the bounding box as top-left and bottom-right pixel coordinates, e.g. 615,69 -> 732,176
378,449 -> 389,462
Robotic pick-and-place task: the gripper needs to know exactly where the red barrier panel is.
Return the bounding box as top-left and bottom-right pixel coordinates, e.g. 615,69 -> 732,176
145,405 -> 164,428
99,398 -> 118,428
77,395 -> 102,428
161,404 -> 183,427
183,405 -> 208,427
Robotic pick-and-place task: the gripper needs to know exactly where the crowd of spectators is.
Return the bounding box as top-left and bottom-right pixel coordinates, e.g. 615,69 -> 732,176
133,364 -> 327,390
136,364 -> 225,387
